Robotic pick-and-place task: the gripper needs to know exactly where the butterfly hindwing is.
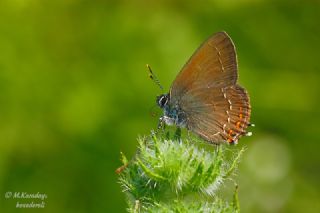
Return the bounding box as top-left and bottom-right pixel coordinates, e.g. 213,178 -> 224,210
183,84 -> 250,144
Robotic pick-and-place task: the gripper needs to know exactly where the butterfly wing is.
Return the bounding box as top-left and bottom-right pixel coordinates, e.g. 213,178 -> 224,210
170,31 -> 238,100
184,85 -> 251,144
169,32 -> 251,144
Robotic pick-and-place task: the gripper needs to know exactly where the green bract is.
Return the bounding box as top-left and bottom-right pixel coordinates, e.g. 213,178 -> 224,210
119,133 -> 244,213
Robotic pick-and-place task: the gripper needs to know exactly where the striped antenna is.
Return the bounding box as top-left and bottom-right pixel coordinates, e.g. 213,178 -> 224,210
147,64 -> 163,91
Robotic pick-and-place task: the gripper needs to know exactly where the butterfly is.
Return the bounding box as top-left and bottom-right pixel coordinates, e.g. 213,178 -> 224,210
152,31 -> 252,144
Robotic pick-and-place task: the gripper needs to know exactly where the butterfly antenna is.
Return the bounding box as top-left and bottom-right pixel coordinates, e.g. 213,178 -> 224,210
147,64 -> 164,91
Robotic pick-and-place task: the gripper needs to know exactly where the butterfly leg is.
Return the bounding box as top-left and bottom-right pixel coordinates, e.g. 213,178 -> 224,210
158,116 -> 169,136
158,116 -> 165,129
149,117 -> 165,137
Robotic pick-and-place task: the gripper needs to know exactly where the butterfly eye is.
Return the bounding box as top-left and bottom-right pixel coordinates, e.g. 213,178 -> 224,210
157,94 -> 168,108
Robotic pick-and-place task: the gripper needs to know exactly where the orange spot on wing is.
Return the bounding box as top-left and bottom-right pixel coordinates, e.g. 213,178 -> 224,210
239,107 -> 243,119
236,121 -> 241,129
228,129 -> 233,135
239,113 -> 243,119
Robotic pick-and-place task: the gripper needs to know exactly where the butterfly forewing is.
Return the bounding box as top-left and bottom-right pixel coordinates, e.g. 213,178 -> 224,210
170,32 -> 238,102
169,32 -> 251,144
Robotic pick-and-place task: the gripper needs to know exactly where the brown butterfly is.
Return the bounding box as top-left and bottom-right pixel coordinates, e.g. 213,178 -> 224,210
154,31 -> 252,144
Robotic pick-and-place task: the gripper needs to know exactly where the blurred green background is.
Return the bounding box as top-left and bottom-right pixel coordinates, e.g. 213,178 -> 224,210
0,0 -> 319,212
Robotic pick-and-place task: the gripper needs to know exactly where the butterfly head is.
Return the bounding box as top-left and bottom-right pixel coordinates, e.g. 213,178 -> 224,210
156,94 -> 169,109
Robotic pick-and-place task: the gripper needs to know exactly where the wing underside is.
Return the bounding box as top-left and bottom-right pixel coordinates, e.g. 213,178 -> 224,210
184,85 -> 251,144
168,32 -> 251,144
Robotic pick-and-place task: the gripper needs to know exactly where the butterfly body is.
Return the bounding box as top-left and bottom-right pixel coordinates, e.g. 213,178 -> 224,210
157,94 -> 187,128
156,32 -> 251,145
